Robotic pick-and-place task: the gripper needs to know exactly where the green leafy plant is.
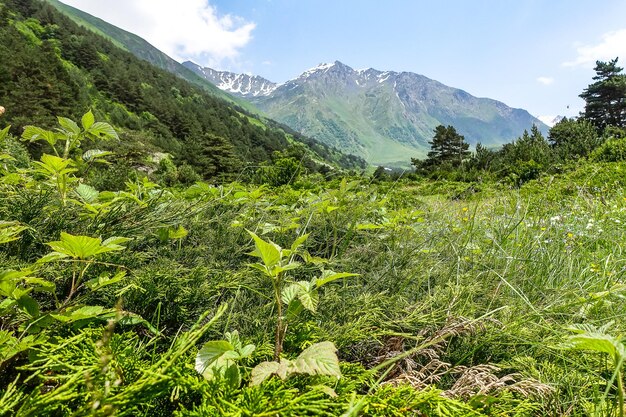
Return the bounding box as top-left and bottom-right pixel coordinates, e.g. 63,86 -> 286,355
22,110 -> 118,160
0,221 -> 27,244
33,153 -> 78,205
246,230 -> 357,360
250,341 -> 341,386
563,322 -> 625,417
38,232 -> 131,306
195,330 -> 255,389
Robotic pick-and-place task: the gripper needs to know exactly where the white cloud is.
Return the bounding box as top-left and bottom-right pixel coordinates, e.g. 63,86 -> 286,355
60,0 -> 255,67
563,28 -> 626,68
536,76 -> 554,85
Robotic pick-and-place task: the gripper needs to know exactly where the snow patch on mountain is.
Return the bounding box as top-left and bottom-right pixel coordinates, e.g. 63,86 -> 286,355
537,115 -> 564,127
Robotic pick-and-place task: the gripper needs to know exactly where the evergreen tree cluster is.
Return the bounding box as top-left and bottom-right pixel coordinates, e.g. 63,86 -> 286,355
409,58 -> 626,185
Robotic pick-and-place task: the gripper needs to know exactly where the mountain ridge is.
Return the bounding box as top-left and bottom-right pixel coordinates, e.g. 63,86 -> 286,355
185,60 -> 547,166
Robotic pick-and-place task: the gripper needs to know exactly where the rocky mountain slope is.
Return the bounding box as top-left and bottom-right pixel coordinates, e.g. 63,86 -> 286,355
186,61 -> 547,166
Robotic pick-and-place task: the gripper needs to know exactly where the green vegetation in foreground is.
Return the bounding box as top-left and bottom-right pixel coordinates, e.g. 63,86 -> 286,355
2,109 -> 626,415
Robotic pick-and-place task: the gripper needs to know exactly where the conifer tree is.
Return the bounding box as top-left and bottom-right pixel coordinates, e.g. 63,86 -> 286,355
580,58 -> 626,130
426,125 -> 470,167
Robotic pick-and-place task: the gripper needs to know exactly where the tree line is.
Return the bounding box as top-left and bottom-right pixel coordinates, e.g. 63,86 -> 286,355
399,58 -> 626,184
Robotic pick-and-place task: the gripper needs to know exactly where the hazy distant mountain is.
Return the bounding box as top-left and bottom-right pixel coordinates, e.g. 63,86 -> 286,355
185,61 -> 548,166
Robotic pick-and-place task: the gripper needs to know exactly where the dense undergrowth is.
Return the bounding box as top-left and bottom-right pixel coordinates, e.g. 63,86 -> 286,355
1,116 -> 626,416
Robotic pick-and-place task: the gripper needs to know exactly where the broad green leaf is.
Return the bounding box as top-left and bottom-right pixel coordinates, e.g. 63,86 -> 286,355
185,182 -> 217,199
239,344 -> 255,358
47,233 -> 107,259
195,340 -> 235,375
168,226 -> 188,240
101,236 -> 132,250
0,331 -> 44,364
36,252 -> 68,264
247,230 -> 281,269
0,125 -> 10,143
34,154 -> 76,176
223,362 -> 242,388
81,110 -> 95,130
272,261 -> 300,276
291,341 -> 341,379
297,287 -> 318,312
286,299 -> 304,319
290,233 -> 309,252
44,233 -> 129,260
87,122 -> 119,140
82,149 -> 113,163
57,117 -> 80,135
74,183 -> 99,203
282,281 -> 317,312
250,360 -> 281,386
51,305 -> 107,323
315,270 -> 359,288
225,330 -> 242,350
0,221 -> 27,244
250,343 -> 340,386
16,294 -> 39,318
564,324 -> 625,358
0,269 -> 35,297
281,282 -> 307,305
248,263 -> 269,275
22,126 -> 58,146
0,299 -> 16,314
23,277 -> 55,293
301,251 -> 328,265
85,271 -> 126,291
117,313 -> 158,334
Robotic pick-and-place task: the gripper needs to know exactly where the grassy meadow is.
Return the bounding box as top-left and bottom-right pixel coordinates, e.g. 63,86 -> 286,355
2,117 -> 626,416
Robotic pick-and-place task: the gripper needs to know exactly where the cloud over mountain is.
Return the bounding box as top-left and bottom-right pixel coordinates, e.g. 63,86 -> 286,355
60,0 -> 255,66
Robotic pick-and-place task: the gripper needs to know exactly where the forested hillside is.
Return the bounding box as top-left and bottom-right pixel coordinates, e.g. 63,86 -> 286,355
0,0 -> 365,184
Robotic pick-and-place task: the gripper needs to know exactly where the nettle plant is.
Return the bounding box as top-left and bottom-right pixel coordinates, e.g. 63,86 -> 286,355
195,231 -> 357,388
563,322 -> 625,417
21,111 -> 117,205
0,228 -> 139,367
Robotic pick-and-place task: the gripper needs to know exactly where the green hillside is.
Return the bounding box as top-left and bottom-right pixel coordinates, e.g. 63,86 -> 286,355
188,61 -> 548,168
0,0 -> 365,183
44,0 -> 256,110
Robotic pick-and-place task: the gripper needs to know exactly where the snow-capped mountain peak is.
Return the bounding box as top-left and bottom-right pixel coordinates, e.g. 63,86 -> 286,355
183,61 -> 277,98
537,115 -> 564,127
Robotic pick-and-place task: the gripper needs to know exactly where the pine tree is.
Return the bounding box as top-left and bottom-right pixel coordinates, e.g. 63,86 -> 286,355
580,58 -> 626,131
548,117 -> 600,160
426,125 -> 471,167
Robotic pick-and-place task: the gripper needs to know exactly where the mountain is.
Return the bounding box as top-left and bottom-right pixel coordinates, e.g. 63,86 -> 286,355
537,115 -> 564,127
184,62 -> 277,98
0,0 -> 365,183
186,61 -> 548,167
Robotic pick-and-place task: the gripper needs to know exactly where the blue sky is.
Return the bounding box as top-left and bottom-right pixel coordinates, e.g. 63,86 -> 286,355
62,1 -> 626,122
